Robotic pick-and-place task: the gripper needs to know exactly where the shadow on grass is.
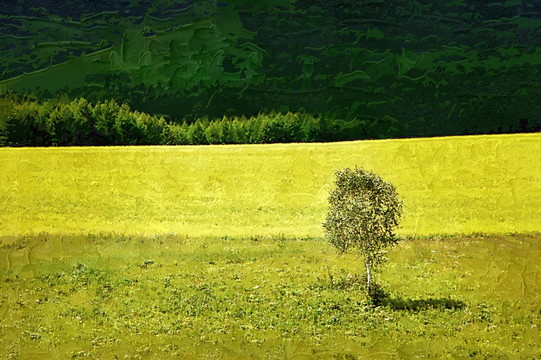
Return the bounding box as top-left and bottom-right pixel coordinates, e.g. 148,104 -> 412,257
370,286 -> 466,311
384,296 -> 466,311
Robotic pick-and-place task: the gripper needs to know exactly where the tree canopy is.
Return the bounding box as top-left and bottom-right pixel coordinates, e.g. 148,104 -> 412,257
323,167 -> 403,297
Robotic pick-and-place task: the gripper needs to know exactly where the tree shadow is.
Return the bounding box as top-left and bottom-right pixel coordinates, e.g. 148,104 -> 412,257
384,295 -> 466,311
370,286 -> 466,311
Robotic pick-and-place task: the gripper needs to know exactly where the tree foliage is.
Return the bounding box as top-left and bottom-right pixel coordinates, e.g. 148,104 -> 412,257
323,167 -> 402,297
0,94 -> 344,146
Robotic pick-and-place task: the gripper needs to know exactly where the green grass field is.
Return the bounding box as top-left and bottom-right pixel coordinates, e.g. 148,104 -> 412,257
1,133 -> 540,358
1,233 -> 540,358
1,133 -> 540,240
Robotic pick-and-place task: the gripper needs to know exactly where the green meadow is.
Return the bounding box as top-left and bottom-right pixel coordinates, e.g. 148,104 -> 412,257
1,133 -> 541,358
1,233 -> 540,359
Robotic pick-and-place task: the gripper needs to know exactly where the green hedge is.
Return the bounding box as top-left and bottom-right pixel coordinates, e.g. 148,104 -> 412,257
0,94 -> 352,146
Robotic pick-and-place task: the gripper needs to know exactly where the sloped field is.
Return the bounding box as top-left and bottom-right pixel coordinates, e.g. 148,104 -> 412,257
0,133 -> 540,240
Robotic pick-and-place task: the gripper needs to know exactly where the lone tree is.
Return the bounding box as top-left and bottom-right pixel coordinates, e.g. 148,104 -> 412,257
323,167 -> 403,297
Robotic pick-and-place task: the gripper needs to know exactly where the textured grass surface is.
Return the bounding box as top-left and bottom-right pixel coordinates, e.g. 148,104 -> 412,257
0,233 -> 539,358
0,133 -> 540,239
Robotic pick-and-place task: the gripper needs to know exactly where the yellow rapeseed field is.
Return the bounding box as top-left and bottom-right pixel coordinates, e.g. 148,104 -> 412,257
0,133 -> 540,239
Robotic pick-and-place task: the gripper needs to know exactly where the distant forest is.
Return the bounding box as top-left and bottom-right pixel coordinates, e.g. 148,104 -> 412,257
1,0 -> 540,145
0,95 -> 343,146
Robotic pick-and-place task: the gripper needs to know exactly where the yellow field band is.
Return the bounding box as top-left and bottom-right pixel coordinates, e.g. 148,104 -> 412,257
0,133 -> 540,239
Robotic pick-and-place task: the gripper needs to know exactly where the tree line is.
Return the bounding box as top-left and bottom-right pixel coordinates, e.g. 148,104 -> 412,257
0,94 -> 348,146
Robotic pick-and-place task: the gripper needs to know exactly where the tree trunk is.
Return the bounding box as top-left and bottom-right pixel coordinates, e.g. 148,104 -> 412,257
365,259 -> 372,295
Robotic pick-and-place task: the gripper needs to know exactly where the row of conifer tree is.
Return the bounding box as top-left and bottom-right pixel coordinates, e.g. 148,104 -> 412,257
0,95 -> 351,146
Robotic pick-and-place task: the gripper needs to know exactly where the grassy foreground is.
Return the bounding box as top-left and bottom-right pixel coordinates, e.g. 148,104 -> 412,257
1,133 -> 540,240
1,233 -> 540,359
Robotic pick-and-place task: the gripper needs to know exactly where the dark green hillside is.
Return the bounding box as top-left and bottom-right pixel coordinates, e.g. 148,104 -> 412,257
1,0 -> 540,142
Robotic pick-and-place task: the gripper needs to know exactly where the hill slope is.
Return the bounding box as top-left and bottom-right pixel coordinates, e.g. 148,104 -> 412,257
1,0 -> 540,137
1,133 -> 540,239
